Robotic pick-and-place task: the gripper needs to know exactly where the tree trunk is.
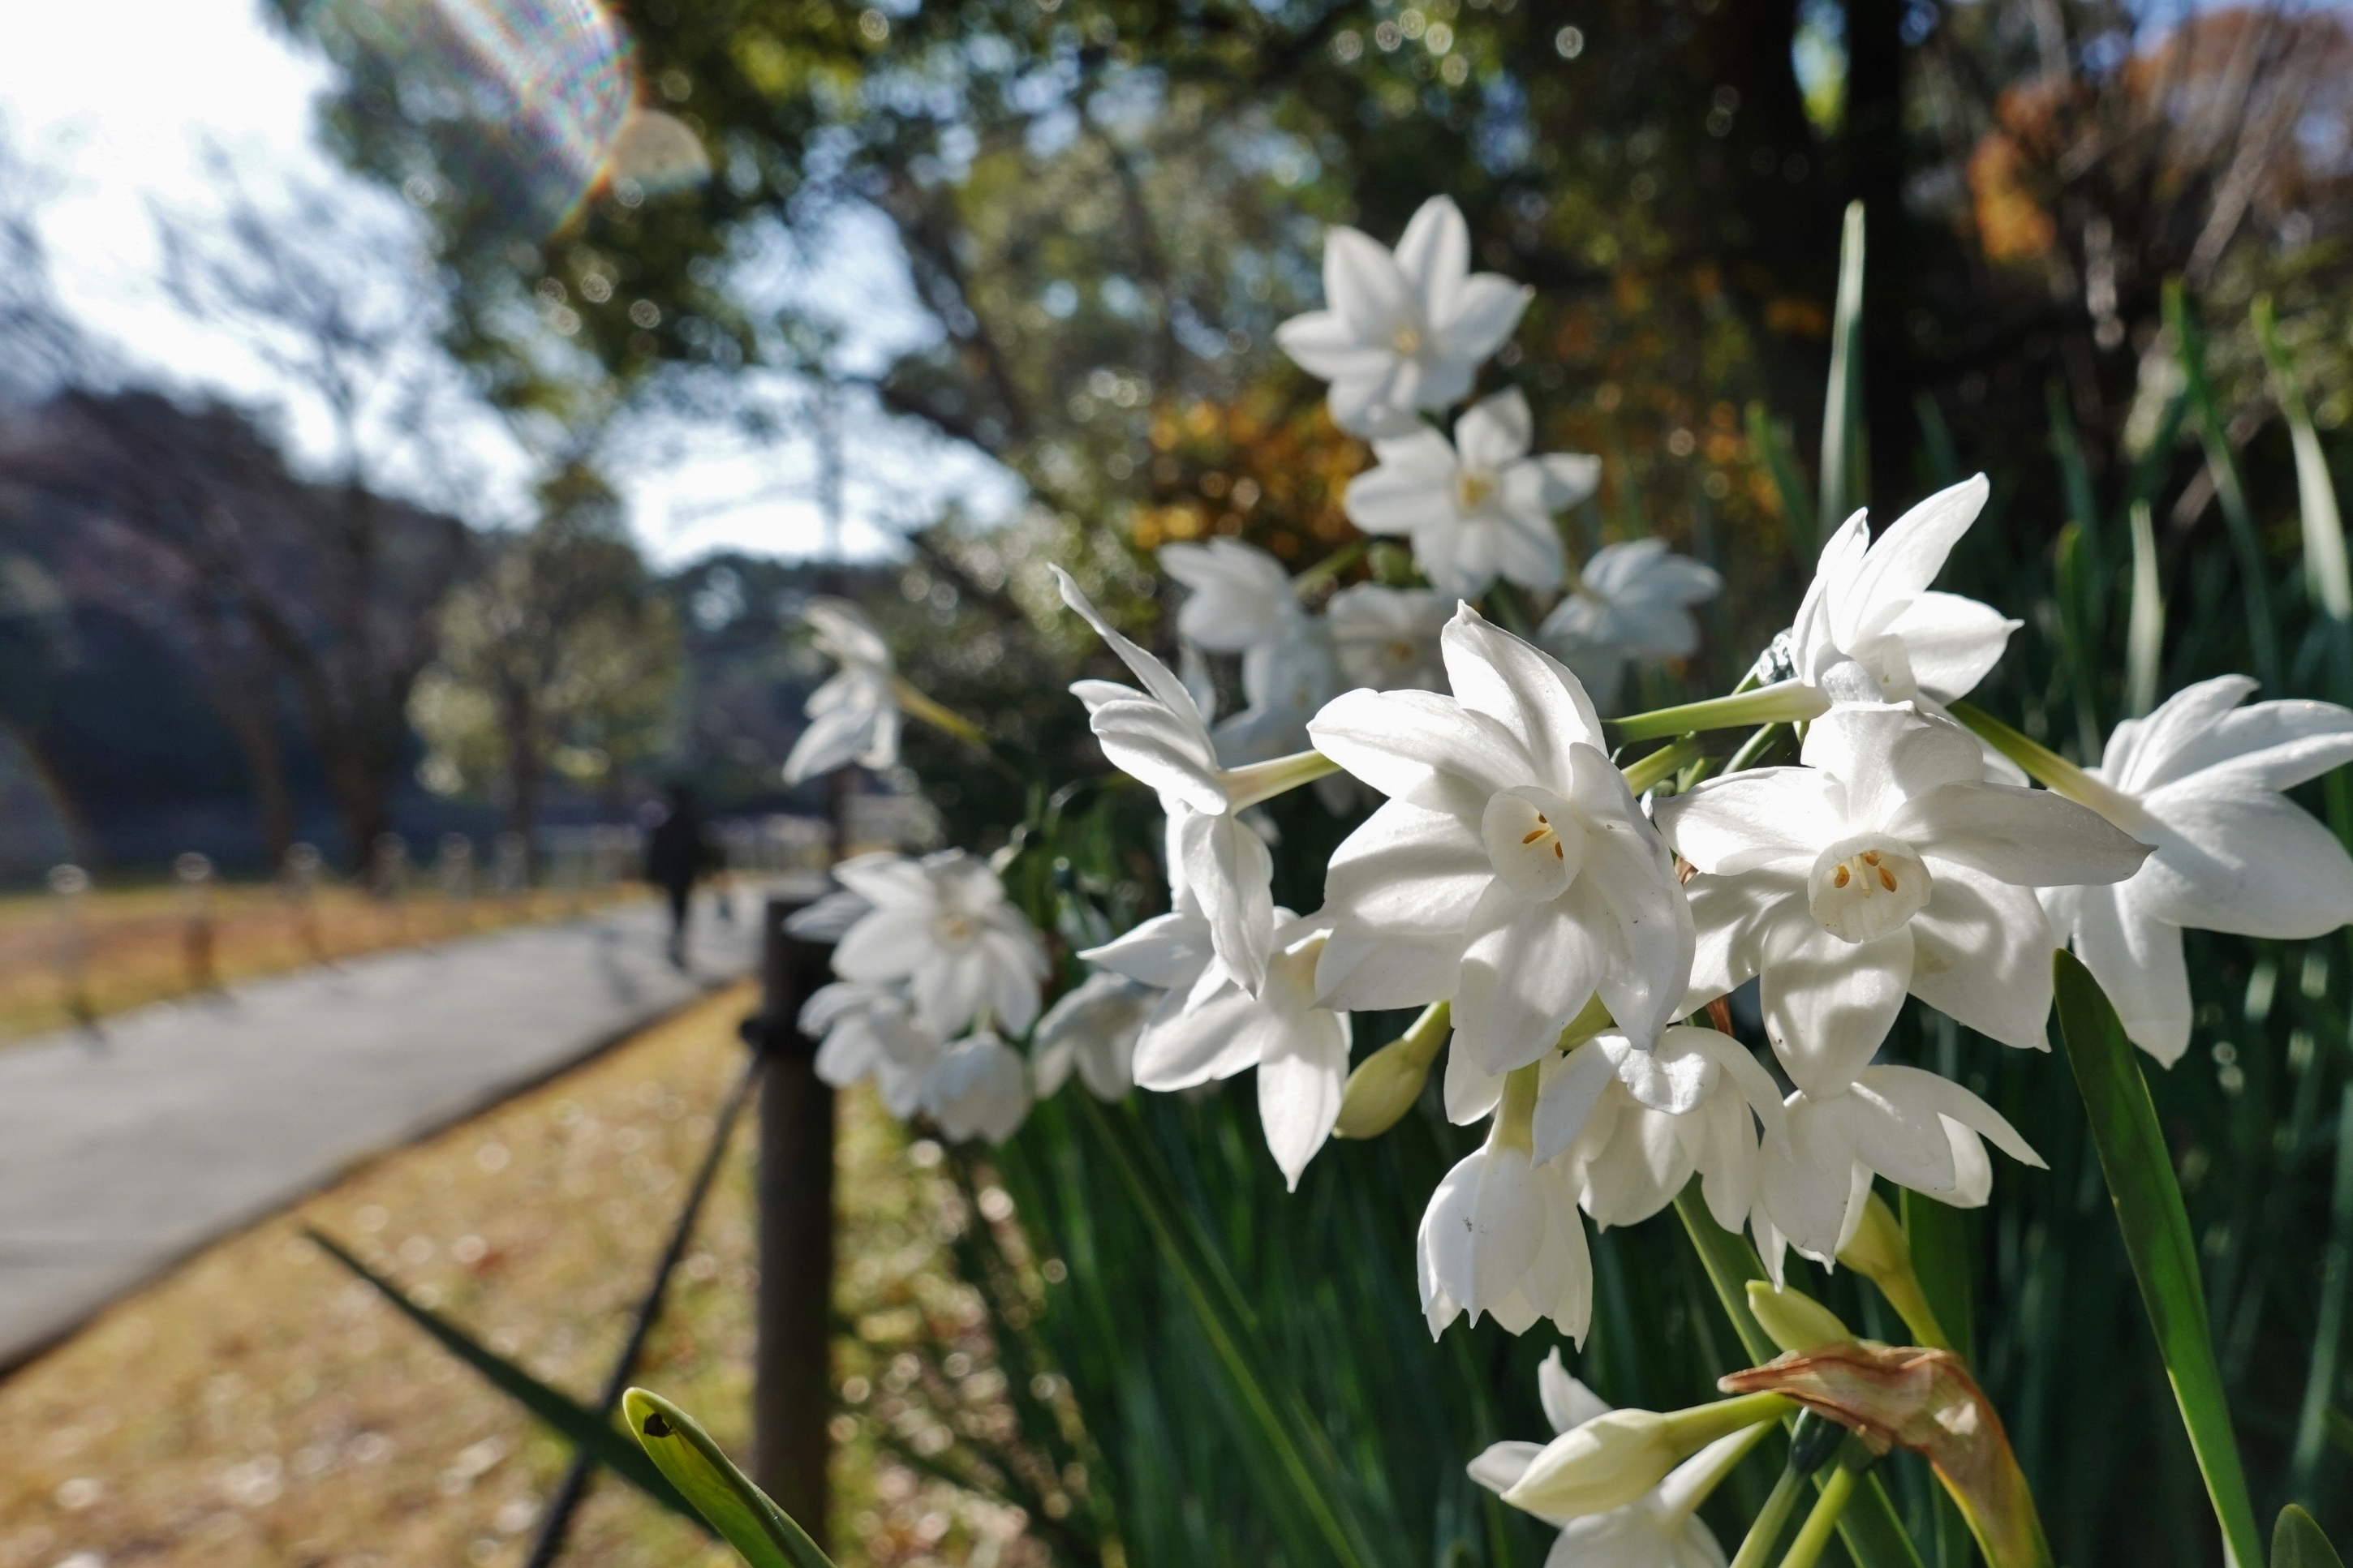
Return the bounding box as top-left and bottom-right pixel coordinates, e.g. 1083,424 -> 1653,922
502,680 -> 542,882
1845,0 -> 1914,513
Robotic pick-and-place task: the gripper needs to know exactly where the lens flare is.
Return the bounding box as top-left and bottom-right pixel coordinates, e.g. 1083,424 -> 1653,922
300,0 -> 705,234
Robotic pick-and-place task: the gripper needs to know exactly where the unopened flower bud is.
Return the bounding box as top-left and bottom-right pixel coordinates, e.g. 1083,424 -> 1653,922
1499,1393 -> 1790,1519
1335,1002 -> 1449,1141
1835,1193 -> 1955,1352
1746,1280 -> 1857,1354
1837,1192 -> 1908,1279
1336,1038 -> 1435,1138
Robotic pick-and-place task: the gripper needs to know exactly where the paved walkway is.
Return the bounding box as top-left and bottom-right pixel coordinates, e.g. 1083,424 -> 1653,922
0,889 -> 774,1372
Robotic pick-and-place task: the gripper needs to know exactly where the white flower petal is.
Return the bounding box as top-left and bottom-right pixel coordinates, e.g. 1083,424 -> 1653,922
1442,604 -> 1605,777
1132,979 -> 1273,1089
1889,780 -> 2153,887
1835,475 -> 1990,647
1658,768 -> 1843,875
1800,704 -> 1985,830
1459,881 -> 1602,1073
1395,195 -> 1470,308
1273,308 -> 1395,380
2058,883 -> 2194,1065
1325,225 -> 1421,339
1760,918 -> 1912,1098
1532,1039 -> 1620,1166
1456,388 -> 1534,469
1907,867 -> 2055,1052
1309,687 -> 1531,807
1053,565 -> 1211,732
1257,1002 -> 1351,1191
1882,591 -> 2017,703
1430,273 -> 1533,363
2135,786 -> 2353,939
1468,1440 -> 1546,1498
1177,807 -> 1276,995
1856,1063 -> 2043,1170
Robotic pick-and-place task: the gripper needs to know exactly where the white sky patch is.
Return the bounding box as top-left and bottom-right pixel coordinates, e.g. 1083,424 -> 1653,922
0,0 -> 1017,567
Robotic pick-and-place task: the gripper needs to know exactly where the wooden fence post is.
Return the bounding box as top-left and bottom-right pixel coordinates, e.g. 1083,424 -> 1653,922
751,891 -> 837,1548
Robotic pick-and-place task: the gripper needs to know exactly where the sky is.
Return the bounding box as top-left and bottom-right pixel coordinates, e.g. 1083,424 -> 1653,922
0,0 -> 1014,568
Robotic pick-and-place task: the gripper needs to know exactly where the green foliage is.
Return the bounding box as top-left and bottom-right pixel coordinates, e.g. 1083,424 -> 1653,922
410,465 -> 682,823
305,1229 -> 704,1528
2276,1506 -> 2347,1568
623,1388 -> 837,1568
2050,952 -> 2265,1568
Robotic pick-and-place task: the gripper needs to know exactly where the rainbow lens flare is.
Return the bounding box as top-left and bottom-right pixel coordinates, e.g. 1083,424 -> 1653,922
299,0 -> 705,235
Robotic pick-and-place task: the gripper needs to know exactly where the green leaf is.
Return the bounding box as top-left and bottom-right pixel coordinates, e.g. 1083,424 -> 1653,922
2327,1407 -> 2353,1459
2274,1506 -> 2347,1568
1902,1191 -> 1978,1568
2166,279 -> 2283,694
1073,1093 -> 1394,1568
1671,1184 -> 1927,1568
1818,200 -> 1868,543
306,1229 -> 702,1529
1746,401 -> 1817,565
2253,294 -> 2353,702
2049,952 -> 2265,1568
624,1387 -> 836,1568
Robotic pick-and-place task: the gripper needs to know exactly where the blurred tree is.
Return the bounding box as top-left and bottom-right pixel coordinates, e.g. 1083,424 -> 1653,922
409,466 -> 683,857
0,391 -> 473,868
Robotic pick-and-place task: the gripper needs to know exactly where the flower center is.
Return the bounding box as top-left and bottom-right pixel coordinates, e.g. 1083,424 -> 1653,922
1384,638 -> 1418,668
935,912 -> 979,947
1391,323 -> 1424,356
1481,784 -> 1583,902
1806,833 -> 1931,943
1456,469 -> 1499,513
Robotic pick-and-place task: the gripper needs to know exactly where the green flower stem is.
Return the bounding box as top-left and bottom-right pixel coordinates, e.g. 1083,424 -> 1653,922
889,675 -> 992,750
1610,680 -> 1828,742
1779,1444 -> 1869,1568
1730,1464 -> 1811,1568
1944,702 -> 2148,830
1493,1062 -> 1542,1154
1290,539 -> 1370,598
1621,736 -> 1702,796
1220,749 -> 1343,810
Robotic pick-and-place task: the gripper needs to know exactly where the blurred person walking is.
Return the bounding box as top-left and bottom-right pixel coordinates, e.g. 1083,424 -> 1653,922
643,784 -> 719,969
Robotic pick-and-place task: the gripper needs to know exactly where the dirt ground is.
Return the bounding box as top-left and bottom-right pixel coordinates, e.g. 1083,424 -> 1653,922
0,880 -> 652,1044
0,981 -> 1026,1567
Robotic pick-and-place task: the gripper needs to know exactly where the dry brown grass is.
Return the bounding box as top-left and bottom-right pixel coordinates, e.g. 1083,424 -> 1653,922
0,882 -> 652,1044
0,982 -> 1038,1568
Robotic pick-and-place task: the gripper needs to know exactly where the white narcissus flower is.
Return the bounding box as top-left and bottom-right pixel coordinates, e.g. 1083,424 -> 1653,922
1055,565 -> 1284,994
782,598 -> 901,784
801,981 -> 938,1119
922,1031 -> 1030,1144
828,851 -> 1051,1040
1310,604 -> 1693,1072
1658,702 -> 2149,1095
1160,539 -> 1300,654
1754,1064 -> 2043,1270
1274,195 -> 1532,438
1533,1026 -> 1788,1235
1419,1097 -> 1594,1339
2039,676 -> 2353,1064
1471,1351 -> 1747,1566
1538,539 -> 1724,714
1085,904 -> 1353,1191
1031,969 -> 1153,1100
1342,389 -> 1601,600
1787,475 -> 2019,711
1327,583 -> 1452,693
